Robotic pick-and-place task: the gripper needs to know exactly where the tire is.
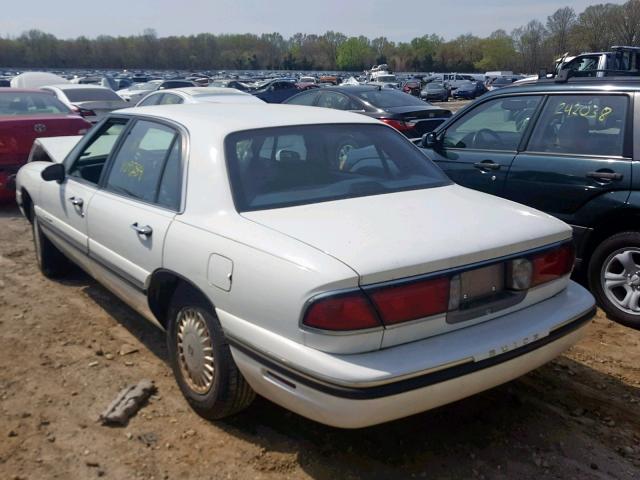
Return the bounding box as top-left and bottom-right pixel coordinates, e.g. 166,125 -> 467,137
167,285 -> 255,420
31,205 -> 70,278
588,231 -> 640,328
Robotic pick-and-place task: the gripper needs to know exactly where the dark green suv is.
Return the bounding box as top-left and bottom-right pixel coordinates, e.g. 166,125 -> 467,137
420,77 -> 640,327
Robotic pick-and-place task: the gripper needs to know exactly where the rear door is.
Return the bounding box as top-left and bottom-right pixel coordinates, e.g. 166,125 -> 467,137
503,93 -> 632,229
38,118 -> 128,254
427,95 -> 542,195
87,119 -> 184,290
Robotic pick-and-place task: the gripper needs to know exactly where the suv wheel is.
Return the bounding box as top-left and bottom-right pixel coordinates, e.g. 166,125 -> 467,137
589,232 -> 640,328
167,285 -> 255,420
31,205 -> 70,278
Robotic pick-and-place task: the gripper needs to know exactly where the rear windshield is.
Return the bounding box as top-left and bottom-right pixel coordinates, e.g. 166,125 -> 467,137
356,89 -> 427,108
62,88 -> 122,102
161,81 -> 194,89
0,92 -> 70,115
225,124 -> 450,211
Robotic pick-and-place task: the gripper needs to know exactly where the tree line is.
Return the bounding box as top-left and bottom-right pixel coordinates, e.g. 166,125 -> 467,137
1,1 -> 640,73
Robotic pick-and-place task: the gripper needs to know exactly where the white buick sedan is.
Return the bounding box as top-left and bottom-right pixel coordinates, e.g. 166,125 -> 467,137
15,104 -> 595,428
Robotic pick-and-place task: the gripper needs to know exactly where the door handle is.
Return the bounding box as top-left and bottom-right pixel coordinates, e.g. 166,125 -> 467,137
474,161 -> 501,171
68,196 -> 84,207
586,171 -> 623,181
131,223 -> 153,237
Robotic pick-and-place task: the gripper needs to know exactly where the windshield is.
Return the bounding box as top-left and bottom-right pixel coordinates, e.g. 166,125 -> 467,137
427,83 -> 444,90
376,75 -> 397,82
62,88 -> 123,102
356,89 -> 427,108
0,92 -> 70,115
225,124 -> 450,211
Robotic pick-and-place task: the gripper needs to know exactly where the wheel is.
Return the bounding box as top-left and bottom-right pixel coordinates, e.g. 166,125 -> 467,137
31,204 -> 70,278
588,232 -> 640,328
167,285 -> 255,419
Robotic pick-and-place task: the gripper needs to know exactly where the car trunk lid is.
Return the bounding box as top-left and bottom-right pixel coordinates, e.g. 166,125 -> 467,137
241,184 -> 571,286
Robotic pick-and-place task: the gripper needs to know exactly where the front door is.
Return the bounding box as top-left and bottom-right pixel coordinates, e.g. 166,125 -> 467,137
37,119 -> 128,254
427,95 -> 542,196
87,119 -> 184,290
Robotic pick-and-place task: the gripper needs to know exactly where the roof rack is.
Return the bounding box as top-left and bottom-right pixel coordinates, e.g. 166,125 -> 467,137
535,69 -> 640,84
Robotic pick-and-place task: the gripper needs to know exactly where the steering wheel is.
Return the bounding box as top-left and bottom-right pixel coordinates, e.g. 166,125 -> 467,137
472,128 -> 503,149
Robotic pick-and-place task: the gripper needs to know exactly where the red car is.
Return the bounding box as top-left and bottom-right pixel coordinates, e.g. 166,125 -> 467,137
0,88 -> 91,202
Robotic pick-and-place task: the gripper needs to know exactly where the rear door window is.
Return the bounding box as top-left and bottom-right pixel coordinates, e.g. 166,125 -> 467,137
138,94 -> 163,106
286,90 -> 320,106
317,92 -> 355,110
105,120 -> 181,207
526,95 -> 628,157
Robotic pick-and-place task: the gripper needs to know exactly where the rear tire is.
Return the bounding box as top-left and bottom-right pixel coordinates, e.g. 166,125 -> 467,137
167,285 -> 255,420
31,205 -> 70,278
588,231 -> 640,329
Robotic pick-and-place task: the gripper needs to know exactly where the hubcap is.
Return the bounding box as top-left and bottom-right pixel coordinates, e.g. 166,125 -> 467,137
176,308 -> 215,394
601,248 -> 640,316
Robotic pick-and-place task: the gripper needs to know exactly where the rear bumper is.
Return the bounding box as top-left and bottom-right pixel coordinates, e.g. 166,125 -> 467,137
227,281 -> 595,428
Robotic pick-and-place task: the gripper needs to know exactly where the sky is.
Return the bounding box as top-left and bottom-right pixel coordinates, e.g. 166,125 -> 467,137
0,0 -> 627,42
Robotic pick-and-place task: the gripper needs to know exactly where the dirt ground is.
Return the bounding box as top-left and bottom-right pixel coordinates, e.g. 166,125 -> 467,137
1,202 -> 640,480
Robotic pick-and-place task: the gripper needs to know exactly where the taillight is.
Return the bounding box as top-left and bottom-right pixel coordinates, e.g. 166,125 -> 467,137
380,118 -> 415,132
303,292 -> 381,331
71,105 -> 95,118
531,243 -> 575,287
368,277 -> 450,325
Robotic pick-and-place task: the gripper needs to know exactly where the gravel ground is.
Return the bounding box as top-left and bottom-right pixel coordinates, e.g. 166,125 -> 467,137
1,200 -> 640,480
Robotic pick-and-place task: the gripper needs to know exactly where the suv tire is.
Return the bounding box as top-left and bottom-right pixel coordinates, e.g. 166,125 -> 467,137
589,231 -> 640,328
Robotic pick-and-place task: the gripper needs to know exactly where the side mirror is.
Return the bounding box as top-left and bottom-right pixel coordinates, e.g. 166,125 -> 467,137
421,132 -> 440,149
41,163 -> 66,183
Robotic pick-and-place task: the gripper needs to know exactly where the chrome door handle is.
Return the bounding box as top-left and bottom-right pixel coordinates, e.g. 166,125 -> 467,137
131,223 -> 153,237
474,161 -> 501,171
586,171 -> 623,181
68,196 -> 84,207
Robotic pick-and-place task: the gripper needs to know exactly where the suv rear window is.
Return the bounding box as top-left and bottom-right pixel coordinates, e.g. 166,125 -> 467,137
527,94 -> 628,157
225,124 -> 450,211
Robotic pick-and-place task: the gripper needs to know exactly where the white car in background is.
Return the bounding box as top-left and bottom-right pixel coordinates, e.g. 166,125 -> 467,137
116,80 -> 163,103
136,87 -> 264,107
117,79 -> 196,104
15,104 -> 595,428
42,84 -> 129,123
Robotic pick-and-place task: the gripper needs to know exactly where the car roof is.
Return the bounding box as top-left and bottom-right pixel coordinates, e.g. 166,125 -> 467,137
160,87 -> 250,97
485,78 -> 640,97
45,84 -> 111,90
0,87 -> 55,94
117,103 -> 379,134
